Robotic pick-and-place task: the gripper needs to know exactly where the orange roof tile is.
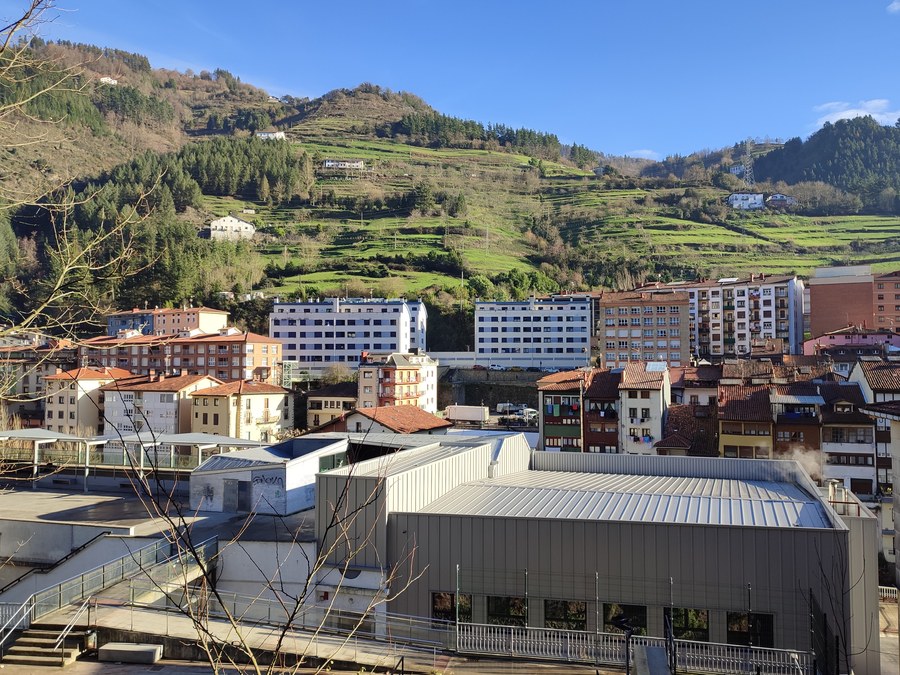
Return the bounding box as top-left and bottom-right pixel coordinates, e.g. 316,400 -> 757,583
619,362 -> 667,389
354,406 -> 452,434
855,359 -> 900,392
101,374 -> 222,393
44,366 -> 133,381
191,380 -> 289,397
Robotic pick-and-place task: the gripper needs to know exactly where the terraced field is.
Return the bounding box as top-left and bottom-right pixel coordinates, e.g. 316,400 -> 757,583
201,126 -> 900,295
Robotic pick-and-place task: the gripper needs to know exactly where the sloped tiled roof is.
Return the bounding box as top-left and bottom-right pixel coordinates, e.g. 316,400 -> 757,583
353,406 -> 452,434
818,382 -> 872,425
718,385 -> 771,422
654,404 -> 718,456
670,364 -> 722,389
773,363 -> 839,382
44,366 -> 133,381
619,362 -> 666,389
172,331 -> 276,344
537,369 -> 590,392
855,359 -> 900,392
191,380 -> 289,397
101,374 -> 222,393
721,360 -> 774,381
585,370 -> 622,400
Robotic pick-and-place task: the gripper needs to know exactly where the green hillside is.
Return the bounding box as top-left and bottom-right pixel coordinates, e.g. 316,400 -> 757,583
3,39 -> 900,324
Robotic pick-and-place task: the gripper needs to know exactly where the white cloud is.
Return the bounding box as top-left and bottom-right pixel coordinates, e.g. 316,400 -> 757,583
626,149 -> 660,160
812,99 -> 900,127
888,1 -> 900,13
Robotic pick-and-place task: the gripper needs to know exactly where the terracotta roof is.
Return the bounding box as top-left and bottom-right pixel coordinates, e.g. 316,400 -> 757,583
81,334 -> 174,347
720,360 -> 774,380
855,359 -> 900,392
773,363 -> 839,382
172,331 -> 277,344
585,369 -> 622,400
191,380 -> 289,397
537,369 -> 590,392
353,406 -> 452,434
655,404 -> 718,456
670,364 -> 722,389
307,381 -> 359,399
107,306 -> 229,316
598,290 -> 690,303
619,362 -> 666,389
718,385 -> 772,422
44,366 -> 133,381
101,374 -> 222,393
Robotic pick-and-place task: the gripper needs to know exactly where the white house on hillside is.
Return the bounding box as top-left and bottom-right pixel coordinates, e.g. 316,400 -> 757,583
206,215 -> 256,241
727,193 -> 765,210
255,131 -> 286,140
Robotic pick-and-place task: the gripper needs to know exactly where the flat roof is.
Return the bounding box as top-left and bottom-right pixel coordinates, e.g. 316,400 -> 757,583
416,469 -> 832,529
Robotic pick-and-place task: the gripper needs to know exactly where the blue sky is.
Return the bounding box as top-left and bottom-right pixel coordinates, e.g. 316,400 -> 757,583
5,0 -> 900,159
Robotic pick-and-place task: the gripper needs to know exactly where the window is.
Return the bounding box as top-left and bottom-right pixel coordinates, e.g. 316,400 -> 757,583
544,600 -> 587,630
641,408 -> 650,418
487,596 -> 527,626
726,612 -> 774,647
604,603 -> 647,636
664,607 -> 709,641
431,592 -> 471,624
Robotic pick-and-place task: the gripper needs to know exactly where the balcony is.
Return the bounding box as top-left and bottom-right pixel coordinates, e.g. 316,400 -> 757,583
822,440 -> 874,454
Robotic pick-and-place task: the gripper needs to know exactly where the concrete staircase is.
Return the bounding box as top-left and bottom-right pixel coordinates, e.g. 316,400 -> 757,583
1,628 -> 85,668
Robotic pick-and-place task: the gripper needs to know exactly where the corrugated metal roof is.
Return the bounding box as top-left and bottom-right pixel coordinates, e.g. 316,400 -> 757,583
416,470 -> 832,529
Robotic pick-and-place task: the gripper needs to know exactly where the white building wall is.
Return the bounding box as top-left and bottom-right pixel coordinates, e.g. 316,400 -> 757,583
474,296 -> 592,370
270,298 -> 419,376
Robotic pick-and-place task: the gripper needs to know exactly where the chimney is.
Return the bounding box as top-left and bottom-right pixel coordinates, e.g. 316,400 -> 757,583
828,479 -> 841,503
149,369 -> 156,379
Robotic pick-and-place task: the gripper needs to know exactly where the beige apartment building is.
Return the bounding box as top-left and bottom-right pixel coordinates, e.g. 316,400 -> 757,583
42,366 -> 134,435
357,351 -> 438,413
597,290 -> 690,369
79,329 -> 281,384
189,380 -> 293,442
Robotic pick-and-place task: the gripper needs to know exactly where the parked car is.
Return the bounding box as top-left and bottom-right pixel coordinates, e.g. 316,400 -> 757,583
543,367 -> 560,374
508,366 -> 524,372
489,364 -> 505,371
472,364 -> 487,371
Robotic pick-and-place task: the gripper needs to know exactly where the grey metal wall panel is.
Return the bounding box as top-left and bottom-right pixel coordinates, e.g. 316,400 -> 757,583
387,511 -> 850,653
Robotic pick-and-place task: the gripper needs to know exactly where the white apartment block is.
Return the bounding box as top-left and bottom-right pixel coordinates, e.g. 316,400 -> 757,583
357,351 -> 438,413
475,295 -> 593,370
101,374 -> 222,435
639,274 -> 805,358
269,298 -> 427,377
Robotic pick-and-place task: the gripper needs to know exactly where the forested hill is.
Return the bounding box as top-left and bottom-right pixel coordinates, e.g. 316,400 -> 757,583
754,116 -> 900,201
